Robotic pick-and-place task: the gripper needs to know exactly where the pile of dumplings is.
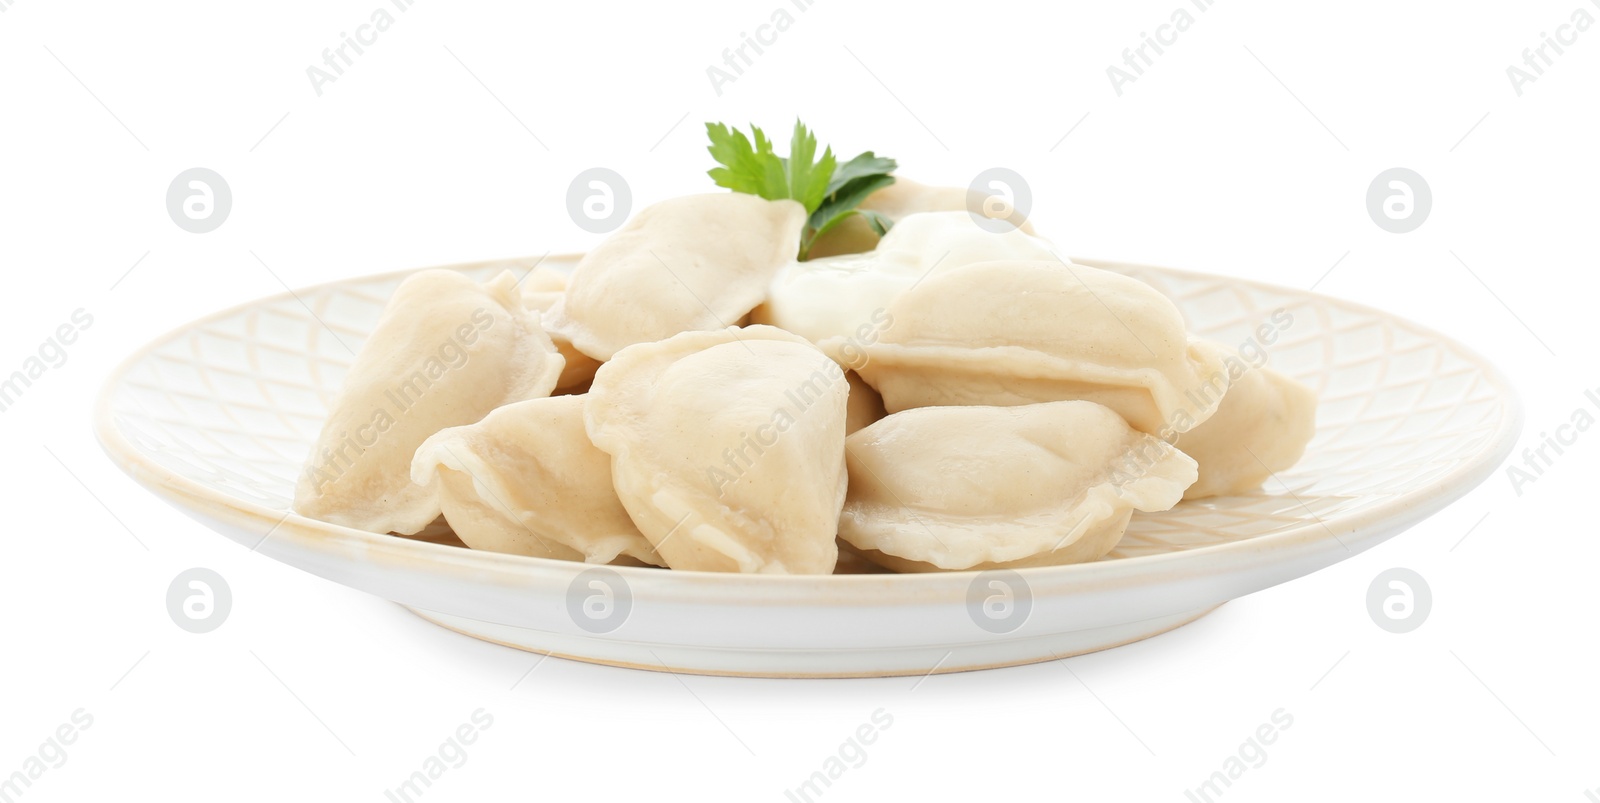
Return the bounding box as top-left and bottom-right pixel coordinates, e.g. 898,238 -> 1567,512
293,178 -> 1318,575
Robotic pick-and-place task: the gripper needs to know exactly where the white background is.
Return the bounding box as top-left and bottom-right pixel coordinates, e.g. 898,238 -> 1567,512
2,0 -> 1597,800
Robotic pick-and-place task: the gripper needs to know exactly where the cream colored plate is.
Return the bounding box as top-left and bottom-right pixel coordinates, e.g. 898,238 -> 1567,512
94,255 -> 1521,677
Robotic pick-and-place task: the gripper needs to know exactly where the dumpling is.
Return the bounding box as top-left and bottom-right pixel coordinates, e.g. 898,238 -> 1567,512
542,193 -> 806,361
752,211 -> 1058,344
519,265 -> 602,391
839,401 -> 1197,572
294,269 -> 565,534
823,259 -> 1231,436
1174,361 -> 1317,499
585,325 -> 848,574
808,177 -> 1038,258
411,395 -> 662,564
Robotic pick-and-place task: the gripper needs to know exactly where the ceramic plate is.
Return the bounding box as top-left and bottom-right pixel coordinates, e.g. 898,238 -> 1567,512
94,255 -> 1521,677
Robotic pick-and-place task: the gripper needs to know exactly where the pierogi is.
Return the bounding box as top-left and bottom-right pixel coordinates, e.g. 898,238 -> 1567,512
753,211 -> 1058,345
584,325 -> 848,574
1174,362 -> 1318,500
286,179 -> 1321,581
824,259 -> 1232,436
293,269 -> 565,535
542,193 -> 806,361
411,394 -> 662,564
839,401 -> 1198,571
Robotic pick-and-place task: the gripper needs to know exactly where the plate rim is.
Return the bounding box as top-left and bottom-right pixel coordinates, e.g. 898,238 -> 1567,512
93,253 -> 1524,606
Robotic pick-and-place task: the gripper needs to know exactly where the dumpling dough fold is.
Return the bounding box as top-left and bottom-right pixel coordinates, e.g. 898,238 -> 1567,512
823,259 -> 1231,436
543,193 -> 806,361
293,269 -> 564,534
411,395 -> 662,564
840,401 -> 1197,572
584,325 -> 848,574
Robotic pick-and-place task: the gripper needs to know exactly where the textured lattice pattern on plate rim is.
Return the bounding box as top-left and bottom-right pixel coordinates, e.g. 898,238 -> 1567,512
105,257 -> 1511,561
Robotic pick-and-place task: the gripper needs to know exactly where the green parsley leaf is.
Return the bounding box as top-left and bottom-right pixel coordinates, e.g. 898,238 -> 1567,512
706,119 -> 896,260
826,151 -> 896,196
705,122 -> 787,200
785,120 -> 836,214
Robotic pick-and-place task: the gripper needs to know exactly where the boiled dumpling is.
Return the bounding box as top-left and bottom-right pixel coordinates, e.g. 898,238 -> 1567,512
823,259 -> 1231,436
542,193 -> 806,361
752,211 -> 1058,344
1174,359 -> 1317,499
294,269 -> 565,534
585,325 -> 848,574
411,395 -> 662,564
519,265 -> 602,391
808,177 -> 1038,258
839,401 -> 1197,571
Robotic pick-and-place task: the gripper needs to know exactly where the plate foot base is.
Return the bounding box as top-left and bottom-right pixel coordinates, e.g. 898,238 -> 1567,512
404,605 -> 1222,679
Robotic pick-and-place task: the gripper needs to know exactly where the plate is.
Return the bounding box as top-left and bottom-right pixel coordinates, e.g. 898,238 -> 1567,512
94,255 -> 1521,677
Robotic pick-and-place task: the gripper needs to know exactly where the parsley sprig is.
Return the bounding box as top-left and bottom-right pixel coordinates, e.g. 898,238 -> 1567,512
706,120 -> 897,260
